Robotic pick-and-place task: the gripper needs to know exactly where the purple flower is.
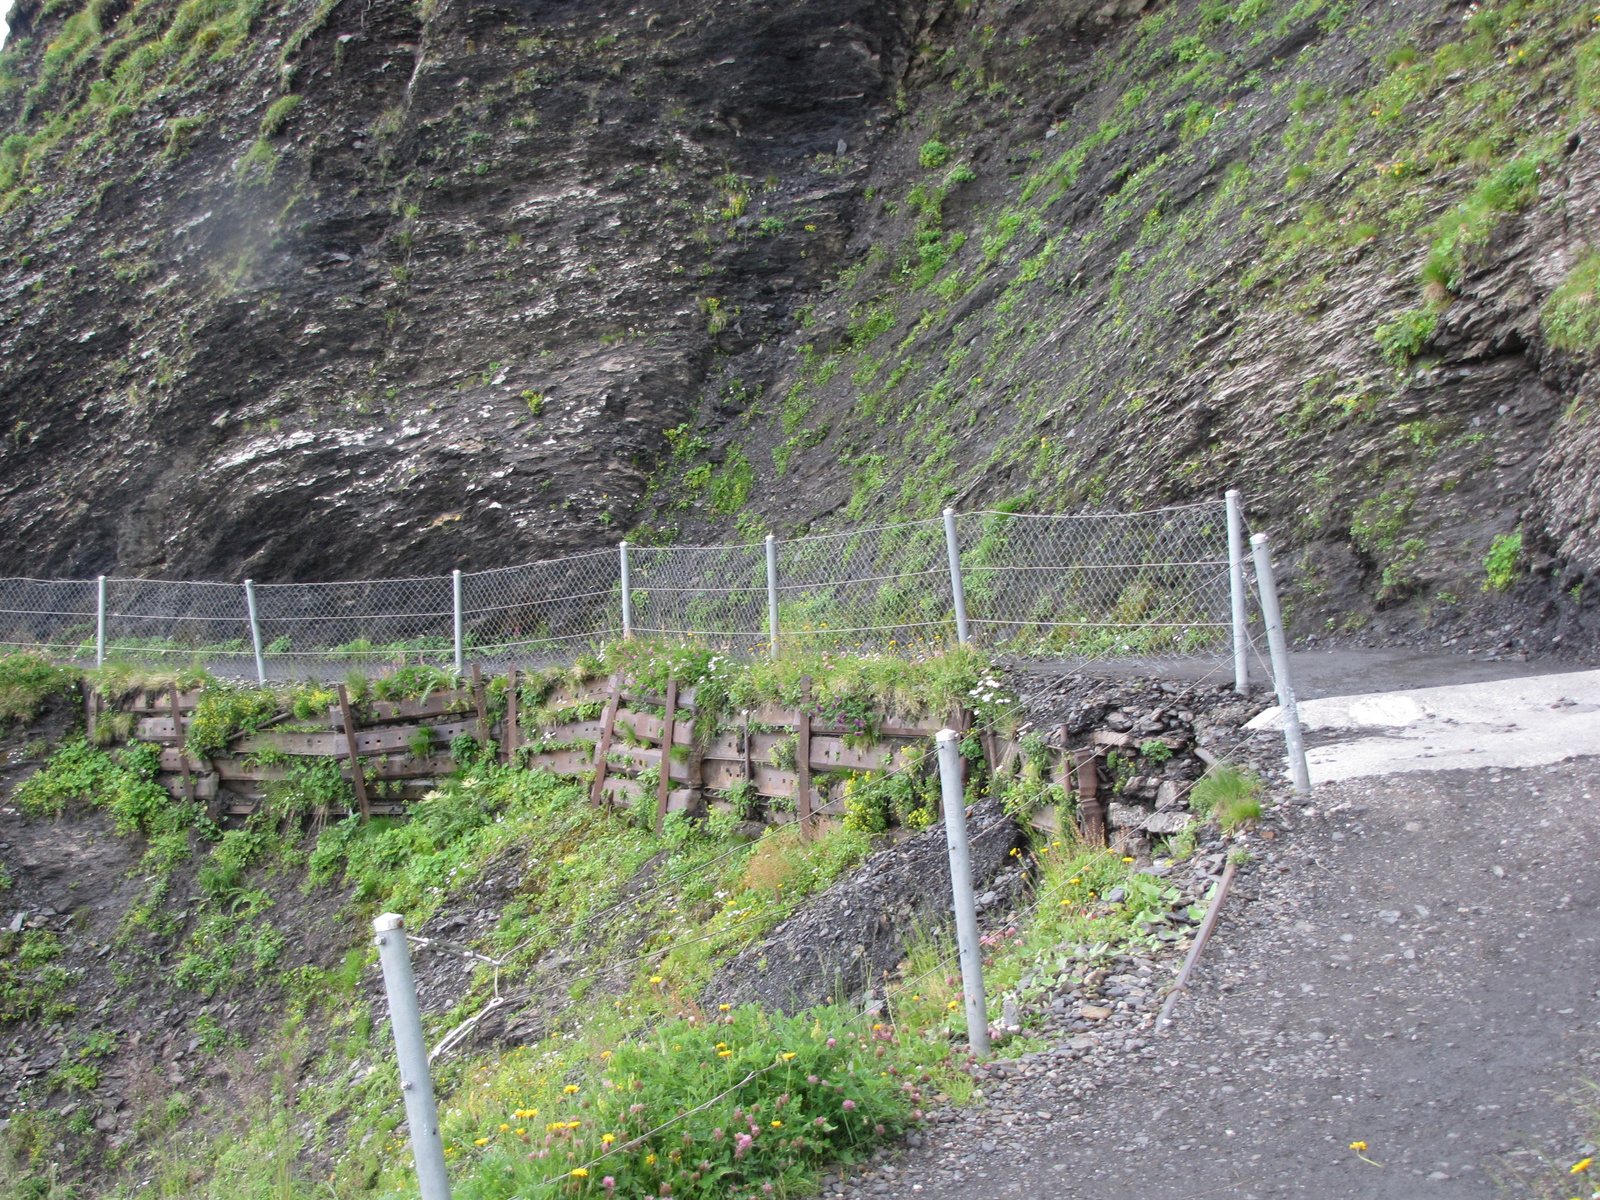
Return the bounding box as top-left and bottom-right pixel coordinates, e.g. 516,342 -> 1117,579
842,1100 -> 856,1111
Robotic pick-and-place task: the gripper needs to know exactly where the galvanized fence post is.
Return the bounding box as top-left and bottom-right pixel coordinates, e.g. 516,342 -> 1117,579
452,569 -> 464,680
943,508 -> 969,646
372,914 -> 452,1200
95,575 -> 107,668
619,541 -> 633,639
1225,490 -> 1249,696
243,579 -> 266,685
765,534 -> 780,661
935,729 -> 989,1058
1249,533 -> 1311,795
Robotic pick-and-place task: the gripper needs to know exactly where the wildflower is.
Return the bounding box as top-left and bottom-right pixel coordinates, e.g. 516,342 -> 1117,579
1576,1160 -> 1595,1174
646,1154 -> 657,1166
650,975 -> 664,984
564,1085 -> 581,1094
843,1100 -> 856,1110
1122,856 -> 1135,863
719,1004 -> 731,1011
474,1138 -> 489,1146
515,1129 -> 525,1136
719,1050 -> 732,1057
602,1133 -> 616,1145
948,1001 -> 960,1010
782,1052 -> 796,1060
602,1178 -> 616,1191
572,1168 -> 589,1178
499,1124 -> 510,1131
1350,1142 -> 1366,1151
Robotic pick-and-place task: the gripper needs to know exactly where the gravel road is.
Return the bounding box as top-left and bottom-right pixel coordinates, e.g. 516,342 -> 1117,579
833,759 -> 1600,1199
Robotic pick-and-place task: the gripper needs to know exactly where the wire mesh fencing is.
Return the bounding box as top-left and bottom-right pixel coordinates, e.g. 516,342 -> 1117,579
0,499 -> 1237,678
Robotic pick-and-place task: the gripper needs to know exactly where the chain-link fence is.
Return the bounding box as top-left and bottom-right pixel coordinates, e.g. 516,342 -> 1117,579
0,500 -> 1235,678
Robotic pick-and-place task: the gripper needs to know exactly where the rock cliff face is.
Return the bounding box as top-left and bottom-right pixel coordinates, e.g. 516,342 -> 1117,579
4,0 -> 1600,649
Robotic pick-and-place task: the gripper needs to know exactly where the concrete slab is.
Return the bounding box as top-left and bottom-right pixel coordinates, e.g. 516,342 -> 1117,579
1244,668 -> 1600,783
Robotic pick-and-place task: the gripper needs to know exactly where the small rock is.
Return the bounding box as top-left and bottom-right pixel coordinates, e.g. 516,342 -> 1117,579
1080,1006 -> 1113,1021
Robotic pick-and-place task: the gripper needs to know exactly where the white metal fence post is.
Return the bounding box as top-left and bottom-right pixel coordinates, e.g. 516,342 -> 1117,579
1249,533 -> 1311,795
935,729 -> 990,1058
452,569 -> 464,679
619,541 -> 633,639
943,508 -> 970,646
243,580 -> 266,685
95,575 -> 106,668
765,534 -> 780,661
372,914 -> 452,1200
1225,490 -> 1249,696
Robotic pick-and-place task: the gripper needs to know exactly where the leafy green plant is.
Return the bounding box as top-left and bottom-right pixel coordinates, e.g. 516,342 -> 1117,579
918,139 -> 951,169
1483,530 -> 1523,591
1374,308 -> 1438,366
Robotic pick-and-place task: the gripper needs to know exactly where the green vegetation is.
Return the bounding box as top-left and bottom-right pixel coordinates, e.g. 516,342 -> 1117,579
1542,252 -> 1600,354
258,93 -> 300,137
1188,763 -> 1261,830
1373,307 -> 1437,366
1483,529 -> 1523,590
0,652 -> 79,727
917,139 -> 951,169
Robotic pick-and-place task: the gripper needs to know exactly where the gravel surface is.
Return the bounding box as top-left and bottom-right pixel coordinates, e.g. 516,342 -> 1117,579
829,759 -> 1600,1199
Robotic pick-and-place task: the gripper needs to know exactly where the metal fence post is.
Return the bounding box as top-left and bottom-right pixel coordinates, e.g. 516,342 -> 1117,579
1249,533 -> 1311,795
765,534 -> 780,661
619,541 -> 633,639
942,508 -> 969,646
95,575 -> 107,668
372,914 -> 452,1200
935,729 -> 989,1058
1225,490 -> 1249,695
243,579 -> 266,685
452,569 -> 464,679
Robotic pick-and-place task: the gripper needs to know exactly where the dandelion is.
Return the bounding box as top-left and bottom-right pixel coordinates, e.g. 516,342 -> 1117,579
1575,1159 -> 1595,1174
1350,1140 -> 1383,1167
1122,856 -> 1135,863
564,1085 -> 581,1094
602,1133 -> 616,1145
474,1138 -> 489,1146
719,1050 -> 732,1057
782,1052 -> 796,1060
650,975 -> 664,984
771,1120 -> 783,1128
499,1124 -> 510,1131
719,1004 -> 731,1011
572,1168 -> 589,1178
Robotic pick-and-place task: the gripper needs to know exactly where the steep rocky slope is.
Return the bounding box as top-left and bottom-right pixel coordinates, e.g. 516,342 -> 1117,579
4,0 -> 1600,651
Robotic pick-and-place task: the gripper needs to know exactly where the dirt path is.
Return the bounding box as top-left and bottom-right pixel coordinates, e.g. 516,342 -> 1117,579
846,760 -> 1600,1199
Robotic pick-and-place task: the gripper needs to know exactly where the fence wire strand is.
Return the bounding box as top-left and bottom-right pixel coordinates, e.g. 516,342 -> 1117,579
0,501 -> 1235,677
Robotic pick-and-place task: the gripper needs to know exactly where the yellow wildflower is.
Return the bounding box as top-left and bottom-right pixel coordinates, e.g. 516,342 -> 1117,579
771,1120 -> 783,1128
719,1050 -> 732,1057
1350,1142 -> 1366,1151
499,1124 -> 509,1131
782,1052 -> 796,1060
719,1004 -> 731,1011
1575,1160 -> 1595,1174
650,975 -> 664,984
602,1134 -> 616,1145
572,1168 -> 589,1178
474,1138 -> 488,1146
564,1085 -> 581,1094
